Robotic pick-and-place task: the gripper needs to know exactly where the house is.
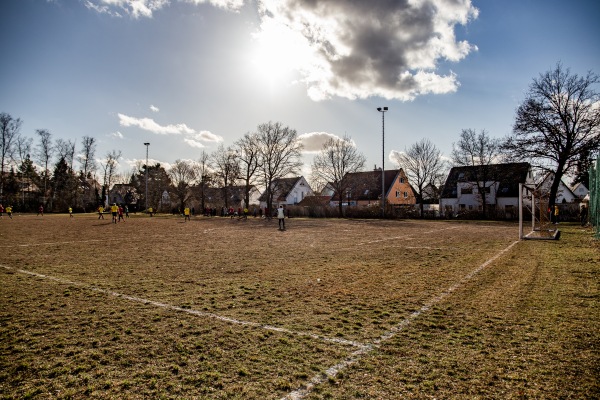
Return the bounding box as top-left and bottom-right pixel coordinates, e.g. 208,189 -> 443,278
572,182 -> 589,200
332,169 -> 417,207
259,176 -> 313,209
440,162 -> 533,218
537,173 -> 578,204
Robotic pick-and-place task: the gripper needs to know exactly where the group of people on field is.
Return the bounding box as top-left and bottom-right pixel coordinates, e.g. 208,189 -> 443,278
1,201 -> 289,230
97,204 -> 129,223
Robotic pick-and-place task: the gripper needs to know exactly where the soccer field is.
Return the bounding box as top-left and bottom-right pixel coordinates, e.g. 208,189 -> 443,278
1,214 -> 598,399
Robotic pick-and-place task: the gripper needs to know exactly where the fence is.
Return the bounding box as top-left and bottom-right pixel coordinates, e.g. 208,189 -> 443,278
590,156 -> 599,238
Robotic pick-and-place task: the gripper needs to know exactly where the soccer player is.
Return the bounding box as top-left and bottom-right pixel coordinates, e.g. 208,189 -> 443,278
277,205 -> 285,230
111,203 -> 118,224
98,205 -> 105,219
184,207 -> 191,221
69,207 -> 73,218
5,205 -> 12,219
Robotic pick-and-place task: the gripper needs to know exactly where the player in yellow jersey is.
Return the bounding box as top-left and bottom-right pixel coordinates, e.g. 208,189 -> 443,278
111,203 -> 118,224
98,205 -> 104,219
184,207 -> 191,221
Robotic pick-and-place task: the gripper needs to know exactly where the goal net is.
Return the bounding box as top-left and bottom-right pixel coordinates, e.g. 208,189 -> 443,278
518,183 -> 560,240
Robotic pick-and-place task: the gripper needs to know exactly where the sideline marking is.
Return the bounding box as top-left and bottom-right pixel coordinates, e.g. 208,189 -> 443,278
0,265 -> 366,349
0,238 -> 121,248
282,240 -> 520,400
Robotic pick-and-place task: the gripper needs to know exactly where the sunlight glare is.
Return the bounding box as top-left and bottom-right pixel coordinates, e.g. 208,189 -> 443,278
250,19 -> 312,89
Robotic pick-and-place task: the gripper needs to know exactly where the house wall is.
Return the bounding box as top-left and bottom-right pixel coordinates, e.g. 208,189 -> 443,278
573,183 -> 589,199
284,177 -> 313,205
386,171 -> 416,205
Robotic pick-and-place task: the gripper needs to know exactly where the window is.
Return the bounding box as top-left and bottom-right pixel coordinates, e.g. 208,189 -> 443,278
400,177 -> 405,183
468,205 -> 473,210
461,187 -> 473,195
403,191 -> 408,198
396,191 -> 401,198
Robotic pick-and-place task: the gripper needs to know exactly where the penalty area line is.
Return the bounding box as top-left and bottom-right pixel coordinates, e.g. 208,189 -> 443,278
0,265 -> 365,349
282,240 -> 520,400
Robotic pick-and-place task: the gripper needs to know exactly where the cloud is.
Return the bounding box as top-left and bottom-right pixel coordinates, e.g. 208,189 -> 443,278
109,131 -> 125,139
183,138 -> 206,148
87,0 -> 478,101
196,130 -> 223,142
257,0 -> 479,101
85,0 -> 244,18
150,105 -> 160,113
298,131 -> 347,153
184,0 -> 245,11
125,158 -> 172,170
118,113 -> 195,135
117,113 -> 223,147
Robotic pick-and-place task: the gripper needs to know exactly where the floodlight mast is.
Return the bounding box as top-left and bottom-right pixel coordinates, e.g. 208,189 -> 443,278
377,107 -> 388,218
144,142 -> 150,212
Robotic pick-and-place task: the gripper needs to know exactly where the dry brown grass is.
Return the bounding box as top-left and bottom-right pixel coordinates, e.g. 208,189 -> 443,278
0,213 -> 598,399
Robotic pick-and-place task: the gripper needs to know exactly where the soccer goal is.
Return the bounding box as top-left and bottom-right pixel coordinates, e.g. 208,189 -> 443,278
518,183 -> 560,240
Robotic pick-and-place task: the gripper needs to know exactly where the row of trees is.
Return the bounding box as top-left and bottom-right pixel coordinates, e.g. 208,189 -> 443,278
1,63 -> 598,215
0,118 -> 306,213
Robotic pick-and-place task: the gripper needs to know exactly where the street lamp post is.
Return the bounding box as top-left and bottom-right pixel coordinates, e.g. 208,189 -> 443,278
377,107 -> 388,218
144,142 -> 150,212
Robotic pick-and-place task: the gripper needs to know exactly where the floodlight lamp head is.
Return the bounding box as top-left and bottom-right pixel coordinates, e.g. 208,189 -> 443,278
144,142 -> 150,146
377,107 -> 382,111
383,107 -> 388,111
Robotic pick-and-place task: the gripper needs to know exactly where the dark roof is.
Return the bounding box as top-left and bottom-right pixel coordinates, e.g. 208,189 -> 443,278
344,170 -> 399,201
297,195 -> 331,207
258,177 -> 302,202
441,162 -> 531,199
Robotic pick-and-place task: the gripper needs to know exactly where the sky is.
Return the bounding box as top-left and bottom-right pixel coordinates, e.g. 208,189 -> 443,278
1,0 -> 599,181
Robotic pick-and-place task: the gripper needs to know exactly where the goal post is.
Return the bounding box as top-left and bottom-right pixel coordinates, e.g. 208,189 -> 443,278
519,182 -> 559,240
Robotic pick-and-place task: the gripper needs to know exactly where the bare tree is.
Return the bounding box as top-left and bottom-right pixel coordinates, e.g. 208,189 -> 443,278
196,150 -> 212,211
311,135 -> 366,217
451,128 -> 502,218
392,138 -> 446,217
55,138 -> 76,171
255,121 -> 304,215
0,113 -> 22,199
100,150 -> 121,206
235,132 -> 261,208
503,62 -> 600,208
35,129 -> 54,203
169,159 -> 197,212
14,134 -> 32,166
78,136 -> 97,179
211,144 -> 240,209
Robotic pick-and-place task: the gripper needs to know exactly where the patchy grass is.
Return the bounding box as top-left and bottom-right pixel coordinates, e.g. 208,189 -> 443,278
0,213 -> 598,399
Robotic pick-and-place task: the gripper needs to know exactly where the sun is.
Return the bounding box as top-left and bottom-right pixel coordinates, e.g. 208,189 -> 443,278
249,20 -> 312,88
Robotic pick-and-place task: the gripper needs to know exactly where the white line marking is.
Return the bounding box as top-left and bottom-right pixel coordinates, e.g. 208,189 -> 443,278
282,240 -> 520,400
0,265 -> 365,349
0,238 -> 122,248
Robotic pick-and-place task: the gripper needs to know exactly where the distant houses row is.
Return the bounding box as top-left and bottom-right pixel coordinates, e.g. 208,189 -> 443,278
108,162 -> 589,219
